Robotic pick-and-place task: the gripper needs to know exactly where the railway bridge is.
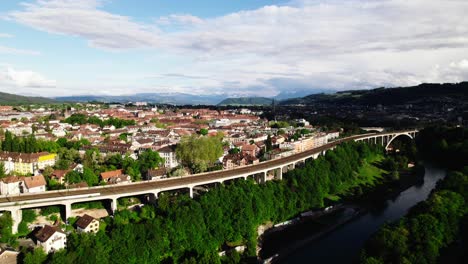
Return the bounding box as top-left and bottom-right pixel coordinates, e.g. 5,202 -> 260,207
0,130 -> 418,233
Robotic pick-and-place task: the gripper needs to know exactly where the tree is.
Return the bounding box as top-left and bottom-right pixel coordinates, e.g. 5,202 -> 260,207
138,150 -> 164,176
23,248 -> 48,264
199,128 -> 208,136
265,134 -> 273,152
65,171 -> 82,184
82,167 -> 99,186
0,162 -> 6,178
176,134 -> 224,173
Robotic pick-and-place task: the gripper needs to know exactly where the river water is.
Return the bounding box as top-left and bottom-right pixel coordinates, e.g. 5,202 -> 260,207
279,164 -> 446,263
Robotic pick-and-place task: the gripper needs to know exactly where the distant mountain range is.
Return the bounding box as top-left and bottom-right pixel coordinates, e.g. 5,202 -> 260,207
280,82 -> 468,106
56,91 -> 319,106
217,97 -> 274,106
2,82 -> 466,106
0,91 -> 57,105
55,93 -> 228,105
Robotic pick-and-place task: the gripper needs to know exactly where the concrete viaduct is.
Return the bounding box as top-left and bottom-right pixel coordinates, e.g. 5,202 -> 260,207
0,130 -> 418,233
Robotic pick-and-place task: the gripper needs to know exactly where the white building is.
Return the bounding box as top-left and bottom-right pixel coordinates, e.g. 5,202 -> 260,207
76,214 -> 100,233
326,131 -> 340,141
23,175 -> 46,193
34,225 -> 67,253
158,145 -> 179,169
0,176 -> 23,195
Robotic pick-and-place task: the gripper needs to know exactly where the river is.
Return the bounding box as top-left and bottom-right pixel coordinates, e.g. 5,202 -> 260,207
273,164 -> 446,263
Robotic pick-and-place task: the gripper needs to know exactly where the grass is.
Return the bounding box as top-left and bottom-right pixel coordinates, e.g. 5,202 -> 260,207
326,154 -> 388,200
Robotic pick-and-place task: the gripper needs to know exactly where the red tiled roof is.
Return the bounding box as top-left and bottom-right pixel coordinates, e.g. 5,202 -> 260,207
100,169 -> 123,180
23,175 -> 46,189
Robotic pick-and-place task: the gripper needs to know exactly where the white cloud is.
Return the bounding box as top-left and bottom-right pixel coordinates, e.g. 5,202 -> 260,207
0,33 -> 13,38
5,0 -> 468,96
0,66 -> 56,88
0,45 -> 40,55
8,0 -> 160,50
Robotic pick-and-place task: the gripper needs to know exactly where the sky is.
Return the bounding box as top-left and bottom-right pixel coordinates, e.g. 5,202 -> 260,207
0,0 -> 467,97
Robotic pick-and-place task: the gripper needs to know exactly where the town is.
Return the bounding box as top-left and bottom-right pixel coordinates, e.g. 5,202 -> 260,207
0,102 -> 341,256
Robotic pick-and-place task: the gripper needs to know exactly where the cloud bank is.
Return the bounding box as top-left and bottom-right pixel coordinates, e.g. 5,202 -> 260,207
5,0 -> 468,96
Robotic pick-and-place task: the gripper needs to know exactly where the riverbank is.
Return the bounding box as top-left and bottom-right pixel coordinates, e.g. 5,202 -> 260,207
276,165 -> 445,263
258,164 -> 425,263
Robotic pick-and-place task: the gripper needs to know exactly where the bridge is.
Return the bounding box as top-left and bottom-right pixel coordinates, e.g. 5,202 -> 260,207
0,130 -> 418,233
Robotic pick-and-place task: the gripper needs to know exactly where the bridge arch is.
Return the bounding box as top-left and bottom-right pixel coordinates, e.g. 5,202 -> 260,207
385,133 -> 413,150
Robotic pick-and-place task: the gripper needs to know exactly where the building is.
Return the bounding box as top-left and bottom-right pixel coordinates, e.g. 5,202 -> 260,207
75,214 -> 100,233
241,144 -> 260,157
23,175 -> 46,193
100,169 -> 131,185
147,168 -> 167,180
327,131 -> 340,141
33,225 -> 67,253
0,176 -> 23,195
0,248 -> 19,264
0,152 -> 57,175
158,145 -> 179,169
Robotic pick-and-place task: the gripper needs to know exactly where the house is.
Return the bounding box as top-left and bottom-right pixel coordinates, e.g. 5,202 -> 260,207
33,225 -> 67,253
158,145 -> 179,169
0,247 -> 19,264
100,169 -> 123,182
100,169 -> 131,185
327,131 -> 340,141
75,214 -> 99,233
223,154 -> 246,170
0,176 -> 23,195
241,144 -> 259,157
51,170 -> 70,185
23,175 -> 46,193
222,153 -> 261,169
147,168 -> 167,180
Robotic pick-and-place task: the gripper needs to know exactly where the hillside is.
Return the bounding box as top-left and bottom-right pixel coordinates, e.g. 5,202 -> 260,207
218,97 -> 273,106
280,82 -> 468,106
0,91 -> 57,105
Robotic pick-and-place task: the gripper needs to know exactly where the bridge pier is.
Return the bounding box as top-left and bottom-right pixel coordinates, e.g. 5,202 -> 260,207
111,198 -> 118,214
10,208 -> 22,234
189,186 -> 194,198
275,167 -> 283,180
63,202 -> 72,221
148,192 -> 159,203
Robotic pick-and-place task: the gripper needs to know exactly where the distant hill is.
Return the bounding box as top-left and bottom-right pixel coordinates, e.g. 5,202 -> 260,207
0,91 -> 57,105
56,93 -> 228,105
218,97 -> 274,106
281,82 -> 468,106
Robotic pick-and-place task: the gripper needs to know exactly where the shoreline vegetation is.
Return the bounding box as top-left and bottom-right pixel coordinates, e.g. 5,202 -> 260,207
257,163 -> 423,262
361,126 -> 468,264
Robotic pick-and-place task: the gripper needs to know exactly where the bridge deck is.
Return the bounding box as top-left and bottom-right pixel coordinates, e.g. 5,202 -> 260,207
0,132 -> 415,205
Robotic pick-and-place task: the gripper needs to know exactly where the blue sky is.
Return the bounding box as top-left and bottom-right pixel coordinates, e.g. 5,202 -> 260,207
0,0 -> 467,97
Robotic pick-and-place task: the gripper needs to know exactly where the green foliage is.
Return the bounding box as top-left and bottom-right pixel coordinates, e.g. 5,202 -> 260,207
0,212 -> 14,244
176,134 -> 224,173
23,248 -> 48,264
200,128 -> 209,136
45,142 -> 383,264
270,121 -> 290,129
0,91 -> 57,105
64,114 -> 136,128
40,206 -> 61,216
361,169 -> 468,263
0,162 -> 6,178
417,126 -> 468,169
